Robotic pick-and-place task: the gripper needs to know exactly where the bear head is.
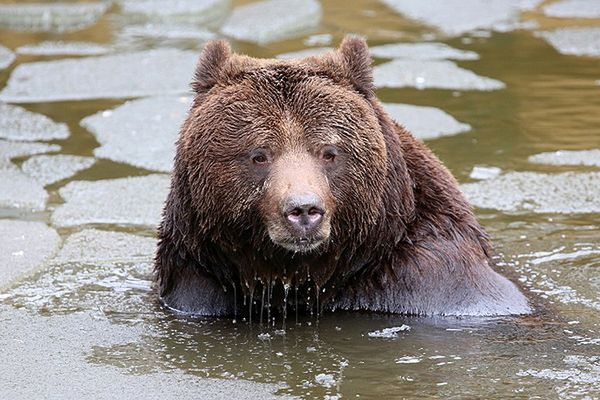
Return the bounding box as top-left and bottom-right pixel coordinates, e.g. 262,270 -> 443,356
162,36 -> 414,291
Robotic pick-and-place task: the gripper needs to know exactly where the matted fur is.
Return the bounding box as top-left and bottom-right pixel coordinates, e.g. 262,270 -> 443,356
155,36 -> 530,317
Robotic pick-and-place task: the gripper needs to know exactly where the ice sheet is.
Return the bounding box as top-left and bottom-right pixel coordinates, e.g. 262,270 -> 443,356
51,174 -> 170,227
0,169 -> 48,211
543,0 -> 600,18
374,59 -> 505,90
0,49 -> 197,103
221,0 -> 321,44
370,42 -> 479,60
16,41 -> 111,56
461,171 -> 600,213
118,0 -> 230,24
0,45 -> 15,69
0,2 -> 110,32
536,27 -> 600,57
0,103 -> 69,141
528,149 -> 600,167
53,229 -> 155,263
0,220 -> 60,288
380,0 -> 543,37
21,155 -> 95,186
383,103 -> 471,140
81,96 -> 190,172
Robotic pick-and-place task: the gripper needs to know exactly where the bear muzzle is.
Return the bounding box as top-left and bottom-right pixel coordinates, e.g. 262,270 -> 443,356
262,152 -> 333,253
265,191 -> 331,253
265,191 -> 329,253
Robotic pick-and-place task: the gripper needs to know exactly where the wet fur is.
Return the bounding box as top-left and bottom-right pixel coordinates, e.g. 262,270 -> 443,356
155,37 -> 530,317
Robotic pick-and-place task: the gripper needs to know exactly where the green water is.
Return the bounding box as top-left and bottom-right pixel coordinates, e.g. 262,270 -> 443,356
1,0 -> 599,399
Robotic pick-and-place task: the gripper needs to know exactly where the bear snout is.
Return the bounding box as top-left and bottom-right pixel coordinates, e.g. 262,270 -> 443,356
282,192 -> 325,235
267,189 -> 331,253
261,152 -> 334,253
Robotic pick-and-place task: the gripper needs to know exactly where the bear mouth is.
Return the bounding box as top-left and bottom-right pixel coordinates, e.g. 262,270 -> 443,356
274,236 -> 326,253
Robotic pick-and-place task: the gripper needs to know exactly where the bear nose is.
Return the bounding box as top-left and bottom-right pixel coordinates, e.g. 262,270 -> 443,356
283,193 -> 325,233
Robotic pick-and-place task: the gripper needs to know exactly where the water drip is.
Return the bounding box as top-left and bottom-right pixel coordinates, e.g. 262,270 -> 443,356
295,285 -> 299,325
232,283 -> 237,321
260,285 -> 266,325
282,283 -> 290,330
267,279 -> 273,326
248,288 -> 254,325
315,283 -> 320,324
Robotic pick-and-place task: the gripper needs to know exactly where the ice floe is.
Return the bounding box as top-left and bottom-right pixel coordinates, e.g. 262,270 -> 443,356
81,96 -> 190,172
276,47 -> 332,59
0,306 -> 290,400
373,59 -> 505,90
0,49 -> 197,103
380,0 -> 543,37
221,0 -> 322,44
0,141 -> 60,211
368,325 -> 411,338
395,356 -> 422,364
383,103 -> 471,139
0,103 -> 69,141
521,268 -> 600,310
0,220 -> 60,288
16,41 -> 111,56
536,27 -> 600,57
528,149 -> 600,167
512,241 -> 600,311
314,373 -> 336,388
469,165 -> 502,180
21,155 -> 95,186
0,140 -> 60,168
518,356 -> 600,398
0,169 -> 48,211
0,2 -> 110,32
51,174 -> 170,228
370,42 -> 479,60
543,0 -> 600,18
0,45 -> 15,69
4,257 -> 154,313
118,0 -> 230,24
304,33 -> 333,46
118,23 -> 216,40
461,171 -> 600,213
53,229 -> 156,264
3,230 -> 155,314
529,249 -> 600,266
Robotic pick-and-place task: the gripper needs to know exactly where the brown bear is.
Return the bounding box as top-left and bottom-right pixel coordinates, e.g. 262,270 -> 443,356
155,36 -> 530,317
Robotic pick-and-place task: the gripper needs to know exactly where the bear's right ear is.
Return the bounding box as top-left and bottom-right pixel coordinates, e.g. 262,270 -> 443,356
191,40 -> 232,94
338,35 -> 374,97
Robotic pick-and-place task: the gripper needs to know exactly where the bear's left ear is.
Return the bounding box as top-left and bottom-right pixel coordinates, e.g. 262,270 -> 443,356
338,35 -> 374,97
191,40 -> 232,94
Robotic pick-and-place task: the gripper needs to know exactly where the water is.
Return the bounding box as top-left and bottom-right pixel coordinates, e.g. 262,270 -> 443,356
1,0 -> 599,399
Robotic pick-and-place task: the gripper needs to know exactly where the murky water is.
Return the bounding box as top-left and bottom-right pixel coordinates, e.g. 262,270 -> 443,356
1,0 -> 599,399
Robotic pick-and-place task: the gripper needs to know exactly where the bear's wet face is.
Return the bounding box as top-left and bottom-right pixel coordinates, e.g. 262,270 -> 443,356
183,65 -> 388,256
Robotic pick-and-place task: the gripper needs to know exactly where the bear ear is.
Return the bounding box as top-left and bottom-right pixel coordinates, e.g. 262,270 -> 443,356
338,35 -> 374,96
191,40 -> 232,94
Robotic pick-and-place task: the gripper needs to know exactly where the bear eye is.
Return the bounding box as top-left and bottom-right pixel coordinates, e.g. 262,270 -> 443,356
250,149 -> 270,165
323,152 -> 335,162
321,146 -> 338,163
253,154 -> 268,164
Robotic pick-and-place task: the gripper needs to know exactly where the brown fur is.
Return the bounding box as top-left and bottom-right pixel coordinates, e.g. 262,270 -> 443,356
155,36 -> 530,317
